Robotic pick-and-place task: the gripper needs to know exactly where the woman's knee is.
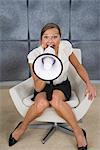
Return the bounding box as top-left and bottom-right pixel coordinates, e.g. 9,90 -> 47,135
35,98 -> 49,114
50,94 -> 62,109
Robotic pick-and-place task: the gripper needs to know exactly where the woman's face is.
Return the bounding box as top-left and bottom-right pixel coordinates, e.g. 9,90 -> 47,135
40,28 -> 61,52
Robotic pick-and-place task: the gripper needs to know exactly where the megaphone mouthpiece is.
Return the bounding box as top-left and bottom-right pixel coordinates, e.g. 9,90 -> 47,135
43,46 -> 55,55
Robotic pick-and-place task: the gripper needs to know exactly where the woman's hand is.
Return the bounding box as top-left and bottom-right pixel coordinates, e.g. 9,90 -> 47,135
85,82 -> 96,100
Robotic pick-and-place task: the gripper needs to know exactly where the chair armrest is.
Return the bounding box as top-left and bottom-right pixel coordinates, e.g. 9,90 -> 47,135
9,77 -> 34,117
10,77 -> 34,100
73,95 -> 93,121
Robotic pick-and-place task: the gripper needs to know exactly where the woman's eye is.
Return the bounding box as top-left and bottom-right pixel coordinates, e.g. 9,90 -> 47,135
43,35 -> 58,39
44,36 -> 48,39
53,36 -> 58,39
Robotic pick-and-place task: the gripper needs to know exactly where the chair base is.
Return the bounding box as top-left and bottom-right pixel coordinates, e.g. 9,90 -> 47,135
29,122 -> 74,144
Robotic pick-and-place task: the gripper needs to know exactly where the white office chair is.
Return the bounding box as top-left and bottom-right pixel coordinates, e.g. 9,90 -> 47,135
9,49 -> 93,144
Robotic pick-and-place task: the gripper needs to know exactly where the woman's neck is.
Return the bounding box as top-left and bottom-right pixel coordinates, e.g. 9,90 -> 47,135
54,48 -> 59,56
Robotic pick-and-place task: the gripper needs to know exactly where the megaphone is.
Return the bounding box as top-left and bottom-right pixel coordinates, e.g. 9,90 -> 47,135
32,46 -> 63,100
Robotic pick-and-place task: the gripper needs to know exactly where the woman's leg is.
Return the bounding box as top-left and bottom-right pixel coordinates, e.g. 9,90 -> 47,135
50,90 -> 87,147
12,92 -> 49,141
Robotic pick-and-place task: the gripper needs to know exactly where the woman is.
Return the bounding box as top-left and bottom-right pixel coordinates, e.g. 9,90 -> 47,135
9,23 -> 96,149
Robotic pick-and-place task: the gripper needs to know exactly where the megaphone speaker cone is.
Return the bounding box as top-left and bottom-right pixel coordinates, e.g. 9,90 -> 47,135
33,53 -> 63,81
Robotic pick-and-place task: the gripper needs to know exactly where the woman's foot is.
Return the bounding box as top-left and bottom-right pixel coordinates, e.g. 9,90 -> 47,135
74,128 -> 88,149
9,122 -> 26,146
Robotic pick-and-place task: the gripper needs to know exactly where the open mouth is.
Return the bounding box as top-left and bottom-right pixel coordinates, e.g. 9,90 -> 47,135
47,45 -> 55,49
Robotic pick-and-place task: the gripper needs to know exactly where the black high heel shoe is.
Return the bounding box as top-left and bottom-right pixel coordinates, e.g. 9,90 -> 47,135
8,121 -> 22,146
78,129 -> 88,150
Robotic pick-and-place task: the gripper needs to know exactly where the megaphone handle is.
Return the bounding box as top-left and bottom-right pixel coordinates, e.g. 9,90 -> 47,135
47,80 -> 53,101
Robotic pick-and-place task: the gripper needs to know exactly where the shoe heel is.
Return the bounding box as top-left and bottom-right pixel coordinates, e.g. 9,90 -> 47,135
8,121 -> 22,146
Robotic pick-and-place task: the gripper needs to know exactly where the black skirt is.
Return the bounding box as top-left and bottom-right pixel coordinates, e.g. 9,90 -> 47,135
31,78 -> 71,101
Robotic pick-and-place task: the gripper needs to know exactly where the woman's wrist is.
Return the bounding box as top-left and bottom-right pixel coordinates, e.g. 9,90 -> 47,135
85,79 -> 91,86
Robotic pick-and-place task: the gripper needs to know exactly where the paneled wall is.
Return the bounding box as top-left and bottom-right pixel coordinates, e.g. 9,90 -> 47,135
71,0 -> 100,80
0,0 -> 100,82
0,0 -> 29,81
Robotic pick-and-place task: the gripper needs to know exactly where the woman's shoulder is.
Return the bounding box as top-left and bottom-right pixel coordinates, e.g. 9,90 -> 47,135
60,40 -> 72,47
59,40 -> 73,56
28,46 -> 42,56
27,46 -> 43,63
29,46 -> 42,54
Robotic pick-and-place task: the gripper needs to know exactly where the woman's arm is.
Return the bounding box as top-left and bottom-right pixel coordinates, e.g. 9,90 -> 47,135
29,63 -> 46,92
69,52 -> 96,100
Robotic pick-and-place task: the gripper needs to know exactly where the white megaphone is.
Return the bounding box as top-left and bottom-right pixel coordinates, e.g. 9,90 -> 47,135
32,46 -> 63,100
